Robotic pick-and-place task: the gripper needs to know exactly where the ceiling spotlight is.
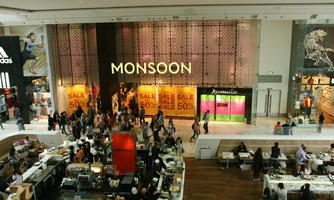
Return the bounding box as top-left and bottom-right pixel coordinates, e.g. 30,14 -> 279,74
251,15 -> 258,19
310,14 -> 318,19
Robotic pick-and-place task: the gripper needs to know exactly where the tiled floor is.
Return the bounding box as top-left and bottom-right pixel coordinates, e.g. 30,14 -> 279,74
0,117 -> 331,157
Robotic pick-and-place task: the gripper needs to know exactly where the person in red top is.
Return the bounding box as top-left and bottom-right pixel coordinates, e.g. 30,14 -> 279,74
304,96 -> 312,119
274,122 -> 281,134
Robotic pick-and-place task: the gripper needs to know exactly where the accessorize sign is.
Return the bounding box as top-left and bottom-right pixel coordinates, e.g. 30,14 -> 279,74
66,85 -> 87,114
138,86 -> 195,117
111,62 -> 191,74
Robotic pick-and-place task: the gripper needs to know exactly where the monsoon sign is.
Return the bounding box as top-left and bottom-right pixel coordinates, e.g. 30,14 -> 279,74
111,62 -> 191,75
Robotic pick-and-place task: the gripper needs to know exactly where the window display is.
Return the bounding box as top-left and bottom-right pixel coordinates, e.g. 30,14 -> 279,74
288,21 -> 334,124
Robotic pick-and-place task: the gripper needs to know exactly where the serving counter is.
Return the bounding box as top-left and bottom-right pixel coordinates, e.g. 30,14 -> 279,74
264,174 -> 334,194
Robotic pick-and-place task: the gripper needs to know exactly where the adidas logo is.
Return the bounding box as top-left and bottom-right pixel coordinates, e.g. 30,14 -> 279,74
0,47 -> 13,64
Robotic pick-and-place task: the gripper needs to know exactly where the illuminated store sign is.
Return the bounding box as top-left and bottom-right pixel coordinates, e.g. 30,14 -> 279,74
111,62 -> 191,74
211,89 -> 238,95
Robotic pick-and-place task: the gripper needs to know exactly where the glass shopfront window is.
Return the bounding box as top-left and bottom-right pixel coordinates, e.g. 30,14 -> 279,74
288,20 -> 334,125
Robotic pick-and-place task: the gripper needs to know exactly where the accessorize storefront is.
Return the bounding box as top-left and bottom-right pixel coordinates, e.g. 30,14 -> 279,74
288,20 -> 334,125
197,88 -> 252,124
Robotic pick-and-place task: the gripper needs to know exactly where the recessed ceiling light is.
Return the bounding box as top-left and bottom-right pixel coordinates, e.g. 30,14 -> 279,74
79,0 -> 84,3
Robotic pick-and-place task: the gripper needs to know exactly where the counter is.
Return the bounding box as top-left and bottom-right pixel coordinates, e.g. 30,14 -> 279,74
157,152 -> 185,200
264,174 -> 334,194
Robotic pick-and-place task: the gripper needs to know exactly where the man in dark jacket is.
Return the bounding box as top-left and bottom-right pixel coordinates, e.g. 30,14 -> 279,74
317,112 -> 325,133
270,142 -> 281,168
53,110 -> 60,130
60,111 -> 67,134
48,115 -> 55,131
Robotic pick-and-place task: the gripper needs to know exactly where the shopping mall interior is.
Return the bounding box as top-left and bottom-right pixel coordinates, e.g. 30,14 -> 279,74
2,0 -> 334,200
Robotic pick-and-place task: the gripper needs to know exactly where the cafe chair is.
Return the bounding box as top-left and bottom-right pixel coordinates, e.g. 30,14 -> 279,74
240,164 -> 252,177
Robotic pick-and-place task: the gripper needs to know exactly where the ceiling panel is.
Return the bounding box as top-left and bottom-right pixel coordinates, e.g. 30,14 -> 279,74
1,0 -> 334,11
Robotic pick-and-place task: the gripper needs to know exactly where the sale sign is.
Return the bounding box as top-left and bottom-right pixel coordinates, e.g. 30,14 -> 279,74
176,87 -> 196,116
66,85 -> 87,115
138,86 -> 158,115
158,87 -> 176,116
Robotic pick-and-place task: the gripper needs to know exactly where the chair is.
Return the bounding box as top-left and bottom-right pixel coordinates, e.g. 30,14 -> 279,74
240,164 -> 252,177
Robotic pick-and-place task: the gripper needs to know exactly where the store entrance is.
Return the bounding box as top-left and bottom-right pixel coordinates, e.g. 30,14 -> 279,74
200,94 -> 246,122
258,89 -> 281,117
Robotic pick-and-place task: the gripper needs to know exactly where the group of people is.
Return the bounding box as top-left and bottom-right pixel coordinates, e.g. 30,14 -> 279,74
48,105 -> 113,140
262,183 -> 313,200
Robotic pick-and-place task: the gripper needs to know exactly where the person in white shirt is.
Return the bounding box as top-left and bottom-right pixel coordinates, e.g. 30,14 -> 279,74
276,183 -> 287,200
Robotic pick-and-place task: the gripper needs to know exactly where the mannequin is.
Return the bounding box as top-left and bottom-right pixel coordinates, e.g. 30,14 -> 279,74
304,96 -> 312,119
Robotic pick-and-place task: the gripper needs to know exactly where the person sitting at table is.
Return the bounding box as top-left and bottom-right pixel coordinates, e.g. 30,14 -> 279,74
233,142 -> 248,155
304,163 -> 312,175
293,164 -> 304,177
262,187 -> 272,200
329,143 -> 334,157
253,148 -> 263,182
269,142 -> 281,168
300,183 -> 314,200
24,136 -> 32,148
296,145 -> 309,166
274,122 -> 282,134
275,183 -> 287,200
165,134 -> 175,147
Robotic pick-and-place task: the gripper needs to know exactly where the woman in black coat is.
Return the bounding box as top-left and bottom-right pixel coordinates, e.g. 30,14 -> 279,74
253,147 -> 263,182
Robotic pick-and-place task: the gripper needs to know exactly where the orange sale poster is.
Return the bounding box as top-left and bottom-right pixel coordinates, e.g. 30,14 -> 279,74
66,85 -> 88,115
158,87 -> 176,116
138,86 -> 158,115
176,87 -> 196,116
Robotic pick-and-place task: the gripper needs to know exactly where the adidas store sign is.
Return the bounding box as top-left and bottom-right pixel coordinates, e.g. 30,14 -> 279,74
0,47 -> 13,64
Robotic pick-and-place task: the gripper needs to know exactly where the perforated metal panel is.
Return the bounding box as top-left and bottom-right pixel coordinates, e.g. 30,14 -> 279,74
51,24 -> 99,86
115,20 -> 258,87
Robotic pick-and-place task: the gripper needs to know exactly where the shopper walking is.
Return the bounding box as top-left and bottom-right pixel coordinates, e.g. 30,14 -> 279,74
203,110 -> 210,134
317,112 -> 325,133
139,106 -> 146,125
53,110 -> 60,130
16,117 -> 25,131
190,118 -> 200,143
253,148 -> 263,182
60,111 -> 67,134
48,114 -> 55,131
0,116 -> 4,130
133,103 -> 139,125
158,112 -> 167,133
168,118 -> 175,136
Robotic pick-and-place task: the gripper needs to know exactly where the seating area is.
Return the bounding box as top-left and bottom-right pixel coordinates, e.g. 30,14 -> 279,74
217,138 -> 333,163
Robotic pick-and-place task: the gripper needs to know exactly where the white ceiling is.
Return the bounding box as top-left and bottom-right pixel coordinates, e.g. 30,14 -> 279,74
1,0 -> 334,11
1,0 -> 334,25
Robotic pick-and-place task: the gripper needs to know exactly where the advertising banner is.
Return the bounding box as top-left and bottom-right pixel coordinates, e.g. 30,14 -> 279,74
158,86 -> 176,116
8,25 -> 47,77
66,85 -> 87,114
138,86 -> 158,115
176,87 -> 195,116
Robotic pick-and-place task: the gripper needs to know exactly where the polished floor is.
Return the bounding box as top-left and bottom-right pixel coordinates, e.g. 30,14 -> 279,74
183,157 -> 263,200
